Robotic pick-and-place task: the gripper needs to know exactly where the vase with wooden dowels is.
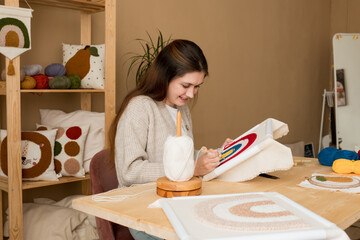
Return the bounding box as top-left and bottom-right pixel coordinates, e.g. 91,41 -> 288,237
156,110 -> 202,198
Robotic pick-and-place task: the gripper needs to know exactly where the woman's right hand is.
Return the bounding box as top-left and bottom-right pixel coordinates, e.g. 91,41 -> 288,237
194,149 -> 221,176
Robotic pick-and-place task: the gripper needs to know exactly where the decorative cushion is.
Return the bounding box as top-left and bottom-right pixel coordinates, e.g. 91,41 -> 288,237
40,109 -> 105,173
0,129 -> 58,181
62,43 -> 105,89
36,124 -> 89,177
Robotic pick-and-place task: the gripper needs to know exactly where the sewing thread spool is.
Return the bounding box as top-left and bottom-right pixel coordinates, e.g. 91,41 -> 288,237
156,110 -> 202,198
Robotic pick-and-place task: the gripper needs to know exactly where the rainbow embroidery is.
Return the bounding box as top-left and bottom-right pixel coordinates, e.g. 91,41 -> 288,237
0,17 -> 30,48
218,133 -> 257,167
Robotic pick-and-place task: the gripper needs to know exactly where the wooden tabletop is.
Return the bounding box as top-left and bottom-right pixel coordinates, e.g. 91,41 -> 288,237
72,157 -> 360,239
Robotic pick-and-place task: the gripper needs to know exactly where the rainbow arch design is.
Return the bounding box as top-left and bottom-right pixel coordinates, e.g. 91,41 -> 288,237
0,17 -> 30,48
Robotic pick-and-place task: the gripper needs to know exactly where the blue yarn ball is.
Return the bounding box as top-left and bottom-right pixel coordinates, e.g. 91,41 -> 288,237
318,147 -> 360,166
44,63 -> 66,77
334,150 -> 359,161
318,147 -> 338,166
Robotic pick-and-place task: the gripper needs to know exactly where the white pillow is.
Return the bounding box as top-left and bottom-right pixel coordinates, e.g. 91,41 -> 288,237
63,43 -> 105,89
0,129 -> 58,181
40,109 -> 105,173
36,124 -> 90,177
4,195 -> 98,239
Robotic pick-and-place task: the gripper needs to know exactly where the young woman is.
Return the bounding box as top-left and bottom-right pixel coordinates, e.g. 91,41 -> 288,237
110,39 -> 231,186
109,39 -> 231,240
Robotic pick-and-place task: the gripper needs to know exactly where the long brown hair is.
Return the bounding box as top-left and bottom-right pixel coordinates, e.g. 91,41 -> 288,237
108,39 -> 208,166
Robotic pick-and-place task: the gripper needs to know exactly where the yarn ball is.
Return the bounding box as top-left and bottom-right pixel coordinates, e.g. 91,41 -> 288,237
23,64 -> 42,76
67,74 -> 81,89
21,76 -> 36,89
163,135 -> 194,182
44,63 -> 66,77
1,68 -> 25,82
334,150 -> 359,161
318,147 -> 338,166
318,147 -> 360,166
332,159 -> 360,174
33,74 -> 49,89
49,76 -> 71,89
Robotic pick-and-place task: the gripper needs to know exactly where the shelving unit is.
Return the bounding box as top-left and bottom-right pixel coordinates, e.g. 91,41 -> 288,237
0,0 -> 116,239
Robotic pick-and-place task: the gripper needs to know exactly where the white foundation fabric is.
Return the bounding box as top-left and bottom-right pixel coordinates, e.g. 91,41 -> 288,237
203,118 -> 293,182
163,135 -> 194,181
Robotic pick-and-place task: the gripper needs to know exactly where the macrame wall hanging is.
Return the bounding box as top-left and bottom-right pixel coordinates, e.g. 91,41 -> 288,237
0,5 -> 32,76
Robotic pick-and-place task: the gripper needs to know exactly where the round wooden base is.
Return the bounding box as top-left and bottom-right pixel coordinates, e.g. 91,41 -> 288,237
156,176 -> 202,198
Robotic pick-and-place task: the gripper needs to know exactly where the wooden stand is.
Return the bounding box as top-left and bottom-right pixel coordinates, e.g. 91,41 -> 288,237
156,176 -> 202,198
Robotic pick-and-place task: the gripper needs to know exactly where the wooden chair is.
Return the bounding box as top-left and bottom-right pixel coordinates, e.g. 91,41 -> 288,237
90,149 -> 134,240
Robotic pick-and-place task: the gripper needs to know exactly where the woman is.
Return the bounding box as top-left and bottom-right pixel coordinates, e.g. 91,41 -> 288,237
110,39 -> 230,185
110,39 -> 231,240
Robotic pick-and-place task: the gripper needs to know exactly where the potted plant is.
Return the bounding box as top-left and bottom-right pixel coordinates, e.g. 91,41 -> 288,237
127,30 -> 171,85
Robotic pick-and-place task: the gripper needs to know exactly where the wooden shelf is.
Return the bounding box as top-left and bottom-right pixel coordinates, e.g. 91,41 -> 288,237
0,174 -> 90,191
1,0 -> 116,238
21,89 -> 105,93
0,82 -> 105,94
21,0 -> 105,13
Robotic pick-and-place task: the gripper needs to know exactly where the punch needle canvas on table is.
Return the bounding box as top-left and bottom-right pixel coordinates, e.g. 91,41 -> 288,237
160,192 -> 349,240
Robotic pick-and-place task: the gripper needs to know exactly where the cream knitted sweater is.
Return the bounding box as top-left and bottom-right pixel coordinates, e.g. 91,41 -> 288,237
115,95 -> 193,187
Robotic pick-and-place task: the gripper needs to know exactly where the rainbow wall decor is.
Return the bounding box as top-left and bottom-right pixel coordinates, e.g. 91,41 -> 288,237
0,5 -> 32,74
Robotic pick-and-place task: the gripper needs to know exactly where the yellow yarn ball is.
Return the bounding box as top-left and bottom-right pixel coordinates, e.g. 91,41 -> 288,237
21,76 -> 36,89
332,158 -> 360,174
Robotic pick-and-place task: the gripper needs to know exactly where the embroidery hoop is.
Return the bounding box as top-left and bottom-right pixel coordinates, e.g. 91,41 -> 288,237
307,175 -> 360,189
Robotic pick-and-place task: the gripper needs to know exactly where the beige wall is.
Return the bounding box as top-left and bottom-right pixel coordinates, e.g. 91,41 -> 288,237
93,0 -> 332,152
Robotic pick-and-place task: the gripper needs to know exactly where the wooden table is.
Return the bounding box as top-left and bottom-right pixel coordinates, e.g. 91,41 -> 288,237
72,158 -> 360,239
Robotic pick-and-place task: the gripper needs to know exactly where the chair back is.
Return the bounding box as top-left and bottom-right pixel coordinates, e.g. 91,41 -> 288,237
90,149 -> 133,240
90,149 -> 118,194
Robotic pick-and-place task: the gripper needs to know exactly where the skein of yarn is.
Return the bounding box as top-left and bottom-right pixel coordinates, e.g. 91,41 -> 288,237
23,64 -> 42,76
33,74 -> 49,89
163,135 -> 194,182
1,68 -> 25,81
67,74 -> 81,89
163,110 -> 195,182
318,147 -> 359,166
21,76 -> 36,89
49,76 -> 71,89
45,63 -> 66,77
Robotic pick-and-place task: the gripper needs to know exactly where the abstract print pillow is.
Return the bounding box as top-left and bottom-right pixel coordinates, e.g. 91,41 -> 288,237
36,124 -> 89,177
0,129 -> 58,181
